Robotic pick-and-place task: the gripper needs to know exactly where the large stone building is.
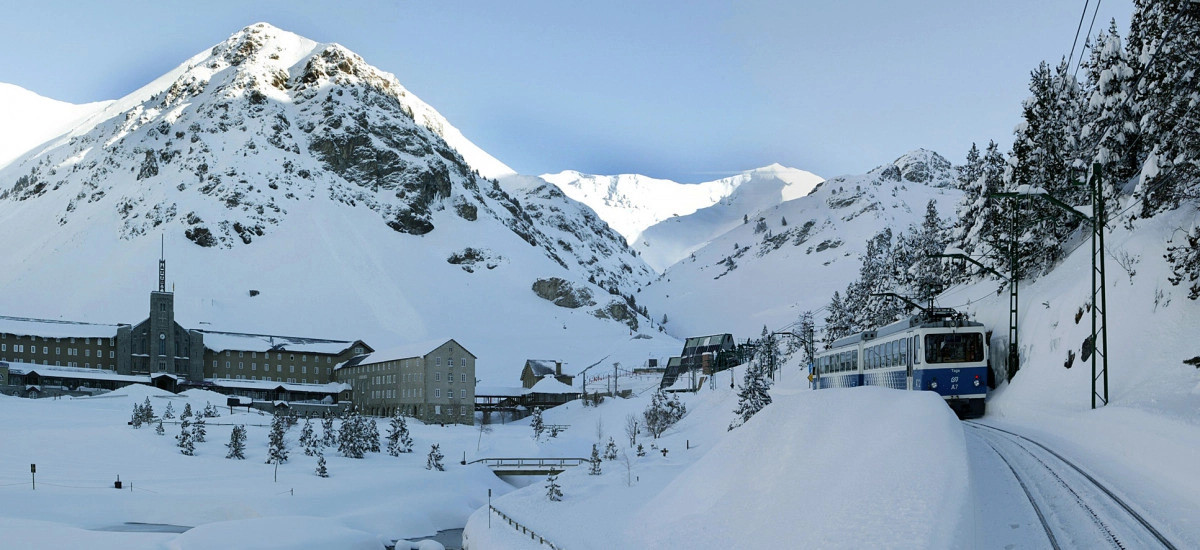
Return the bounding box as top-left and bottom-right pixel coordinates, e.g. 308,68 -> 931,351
336,339 -> 476,425
0,258 -> 476,422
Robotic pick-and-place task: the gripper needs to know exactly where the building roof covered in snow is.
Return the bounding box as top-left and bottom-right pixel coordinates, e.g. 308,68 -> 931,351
336,339 -> 473,370
0,316 -> 124,339
197,330 -> 366,355
529,376 -> 579,395
2,361 -> 149,383
207,378 -> 349,394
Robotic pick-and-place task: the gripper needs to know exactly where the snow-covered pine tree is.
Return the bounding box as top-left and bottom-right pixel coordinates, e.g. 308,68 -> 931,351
1166,225 -> 1200,299
267,413 -> 288,464
636,443 -> 646,457
321,414 -> 336,448
603,436 -> 618,461
155,418 -> 165,436
953,141 -> 1008,270
141,398 -> 154,424
426,444 -> 444,471
729,359 -> 773,430
386,410 -> 411,456
1009,59 -> 1086,278
130,403 -> 144,428
530,408 -> 545,441
163,402 -> 175,420
299,418 -> 316,456
193,416 -> 207,443
315,451 -> 329,478
181,403 -> 193,420
338,411 -> 367,458
1082,19 -> 1143,193
958,142 -> 983,191
366,418 -> 381,454
823,291 -> 853,345
545,474 -> 563,501
177,416 -> 194,456
912,200 -> 948,303
589,444 -> 602,475
1128,0 -> 1200,214
226,425 -> 247,459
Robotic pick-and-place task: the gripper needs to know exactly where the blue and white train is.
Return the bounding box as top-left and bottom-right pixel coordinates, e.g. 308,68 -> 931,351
812,308 -> 988,418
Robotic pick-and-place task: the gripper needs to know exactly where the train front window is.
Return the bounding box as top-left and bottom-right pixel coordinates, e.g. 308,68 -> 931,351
924,333 -> 984,363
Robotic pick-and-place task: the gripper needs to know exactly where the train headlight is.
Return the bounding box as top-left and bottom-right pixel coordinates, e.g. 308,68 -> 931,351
930,379 -> 938,390
973,376 -> 981,387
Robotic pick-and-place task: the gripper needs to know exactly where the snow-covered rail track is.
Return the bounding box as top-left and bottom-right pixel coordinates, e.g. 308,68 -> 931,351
965,421 -> 1178,550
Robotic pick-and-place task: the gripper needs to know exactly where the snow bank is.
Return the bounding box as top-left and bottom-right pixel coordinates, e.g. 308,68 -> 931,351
630,387 -> 969,548
167,516 -> 384,549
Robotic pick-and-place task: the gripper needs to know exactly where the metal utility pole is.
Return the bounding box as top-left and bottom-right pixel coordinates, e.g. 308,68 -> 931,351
993,163 -> 1110,407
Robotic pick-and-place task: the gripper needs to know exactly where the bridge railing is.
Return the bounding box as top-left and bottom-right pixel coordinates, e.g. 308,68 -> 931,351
467,457 -> 590,469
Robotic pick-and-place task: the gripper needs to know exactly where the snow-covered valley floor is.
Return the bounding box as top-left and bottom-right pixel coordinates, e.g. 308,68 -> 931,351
5,355 -> 1196,549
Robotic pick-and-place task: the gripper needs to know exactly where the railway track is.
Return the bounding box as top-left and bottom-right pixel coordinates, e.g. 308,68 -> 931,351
965,421 -> 1177,550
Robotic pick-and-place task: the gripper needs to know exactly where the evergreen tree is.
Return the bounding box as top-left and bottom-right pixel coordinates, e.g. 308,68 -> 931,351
365,418 -> 381,454
267,413 -> 289,464
545,474 -> 563,501
226,425 -> 247,459
1082,19 -> 1143,191
315,451 -> 329,478
338,411 -> 367,459
729,359 -> 774,430
177,416 -> 194,456
530,408 -> 545,441
193,416 -> 207,443
181,403 -> 193,421
155,418 -> 165,436
781,216 -> 788,226
912,200 -> 948,303
426,444 -> 444,471
299,419 -> 316,456
163,402 -> 175,420
1129,0 -> 1200,214
823,291 -> 853,345
589,444 -> 602,475
954,141 -> 1008,270
386,411 -> 413,456
1166,225 -> 1200,299
958,142 -> 983,190
636,443 -> 646,457
321,415 -> 337,448
141,398 -> 155,424
131,403 -> 144,428
603,436 -> 618,461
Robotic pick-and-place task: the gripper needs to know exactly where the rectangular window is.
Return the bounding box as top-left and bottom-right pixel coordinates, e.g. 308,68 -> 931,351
213,360 -> 217,368
436,357 -> 442,366
460,389 -> 465,399
0,344 -> 4,351
277,365 -> 282,372
461,373 -> 466,382
252,363 -> 256,371
109,350 -> 114,358
226,361 -> 231,368
435,373 -> 441,381
302,366 -> 307,374
925,333 -> 984,364
290,365 -> 294,373
435,389 -> 441,398
43,346 -> 48,354
302,355 -> 307,362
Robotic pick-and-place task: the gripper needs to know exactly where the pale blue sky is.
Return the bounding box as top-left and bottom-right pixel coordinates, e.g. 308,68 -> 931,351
0,1 -> 1134,182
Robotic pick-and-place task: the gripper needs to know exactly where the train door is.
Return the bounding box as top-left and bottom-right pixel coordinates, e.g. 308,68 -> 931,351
905,335 -> 915,391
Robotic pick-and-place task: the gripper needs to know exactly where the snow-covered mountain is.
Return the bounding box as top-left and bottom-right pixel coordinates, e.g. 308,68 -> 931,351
0,23 -> 663,383
643,149 -> 961,338
541,169 -> 750,245
0,83 -> 112,169
626,164 -> 824,272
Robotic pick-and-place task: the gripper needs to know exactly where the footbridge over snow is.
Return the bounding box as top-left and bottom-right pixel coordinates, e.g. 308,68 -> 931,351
466,457 -> 590,476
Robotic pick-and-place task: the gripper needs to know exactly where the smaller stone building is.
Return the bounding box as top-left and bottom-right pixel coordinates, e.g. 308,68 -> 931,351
520,359 -> 572,389
337,339 -> 476,425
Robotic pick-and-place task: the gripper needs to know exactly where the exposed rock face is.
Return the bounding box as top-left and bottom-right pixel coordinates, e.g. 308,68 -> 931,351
532,277 -> 595,309
592,301 -> 638,331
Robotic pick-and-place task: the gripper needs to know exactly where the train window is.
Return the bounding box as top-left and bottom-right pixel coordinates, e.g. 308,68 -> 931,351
913,336 -> 921,364
899,338 -> 908,365
925,333 -> 984,363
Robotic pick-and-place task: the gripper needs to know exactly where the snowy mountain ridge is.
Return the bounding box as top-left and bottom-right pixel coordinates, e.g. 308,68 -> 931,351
0,83 -> 112,169
0,22 -> 663,383
645,149 -> 962,338
540,163 -> 821,248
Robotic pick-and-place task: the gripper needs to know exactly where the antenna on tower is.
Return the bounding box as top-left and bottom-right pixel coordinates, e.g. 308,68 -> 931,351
159,234 -> 166,292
